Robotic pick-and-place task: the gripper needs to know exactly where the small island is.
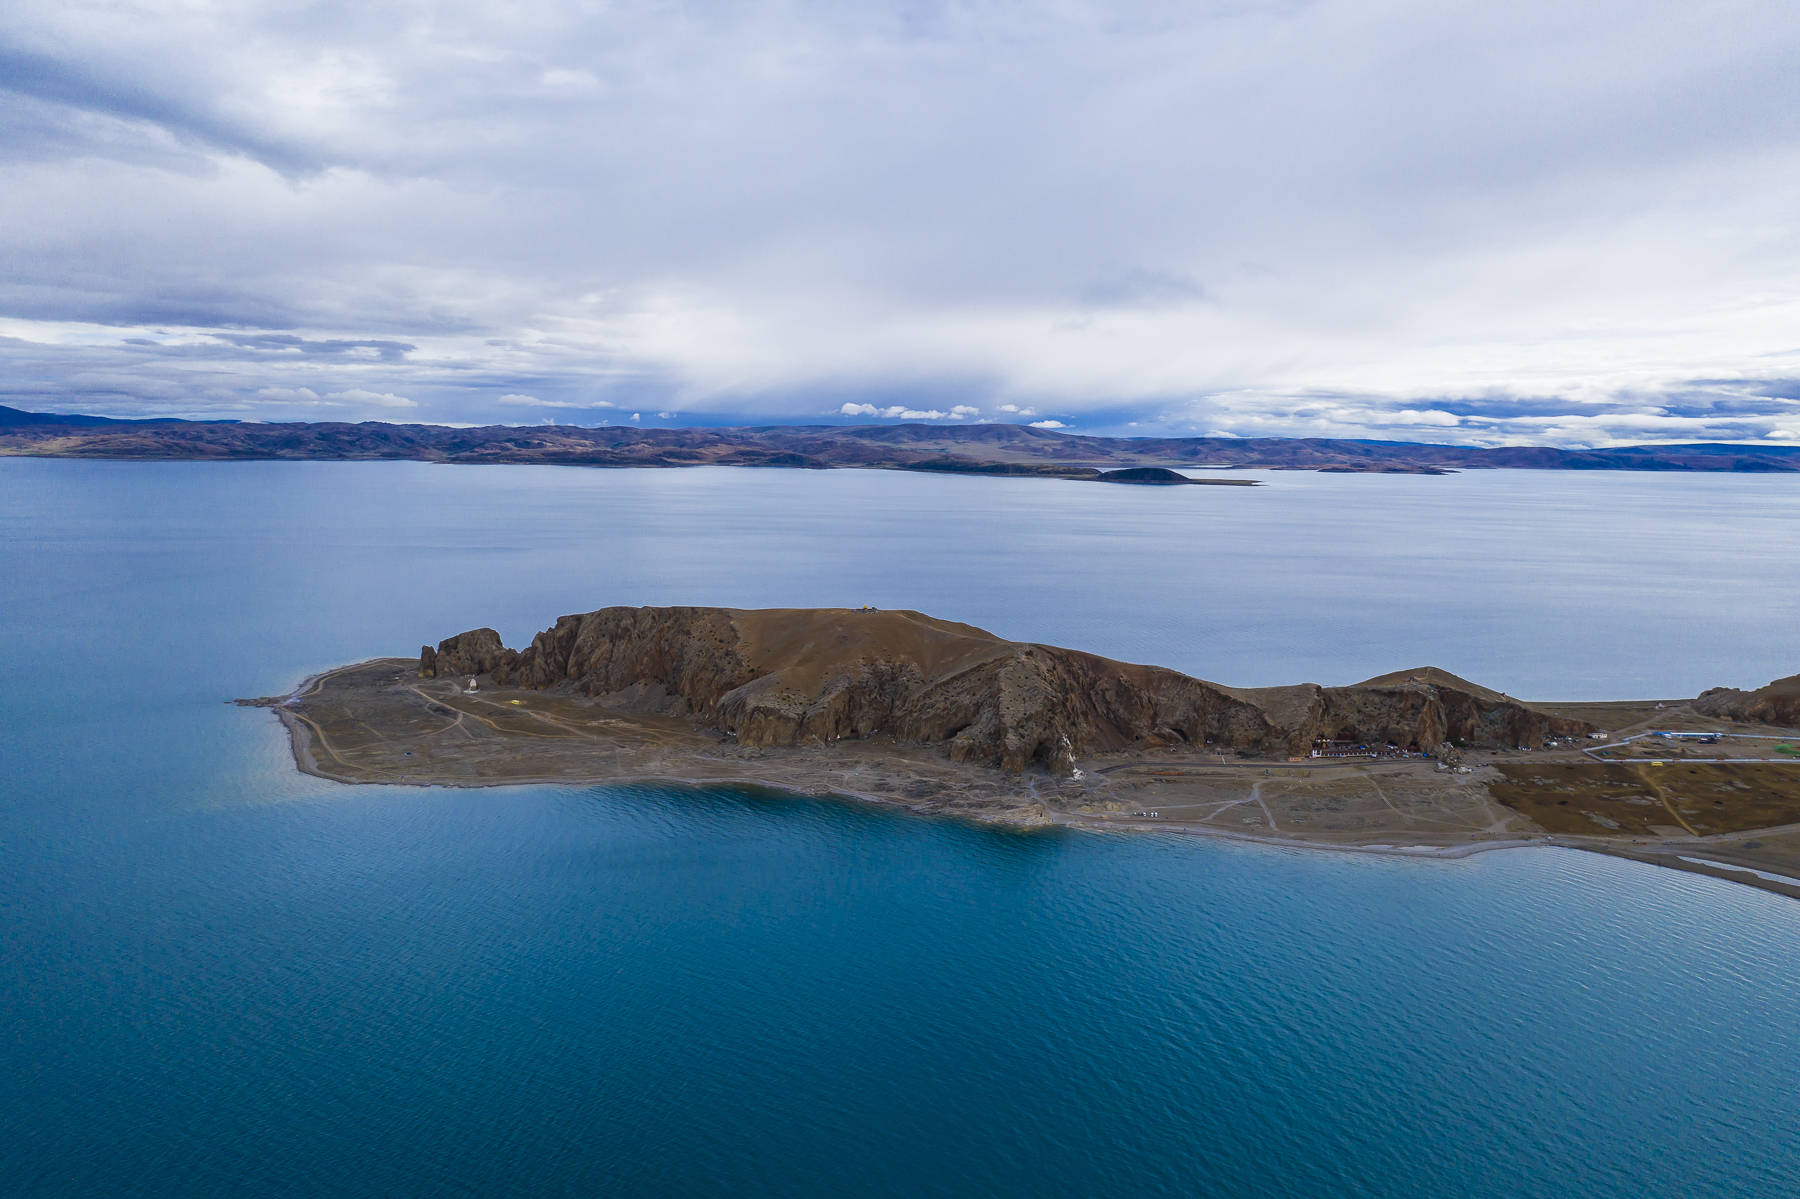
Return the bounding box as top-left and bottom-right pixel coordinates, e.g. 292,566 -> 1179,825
1092,467 -> 1256,485
247,606 -> 1800,900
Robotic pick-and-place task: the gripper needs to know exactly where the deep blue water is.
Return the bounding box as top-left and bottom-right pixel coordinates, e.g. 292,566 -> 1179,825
3,459 -> 1799,1197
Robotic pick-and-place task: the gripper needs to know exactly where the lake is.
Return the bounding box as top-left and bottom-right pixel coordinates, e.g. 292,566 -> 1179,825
2,459 -> 1797,1196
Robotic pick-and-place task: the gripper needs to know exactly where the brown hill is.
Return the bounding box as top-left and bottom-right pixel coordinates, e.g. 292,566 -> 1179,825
6,406 -> 1800,474
1694,674 -> 1800,728
1356,667 -> 1509,703
423,607 -> 1592,772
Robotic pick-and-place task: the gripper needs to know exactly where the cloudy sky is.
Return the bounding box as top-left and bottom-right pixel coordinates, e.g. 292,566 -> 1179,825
3,1 -> 1798,443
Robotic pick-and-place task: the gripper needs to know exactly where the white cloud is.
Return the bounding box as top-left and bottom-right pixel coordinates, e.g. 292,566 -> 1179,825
256,386 -> 321,404
1,1 -> 1797,441
496,393 -> 614,409
330,388 -> 416,409
1030,419 -> 1068,429
253,385 -> 413,409
842,405 -> 957,420
539,68 -> 601,96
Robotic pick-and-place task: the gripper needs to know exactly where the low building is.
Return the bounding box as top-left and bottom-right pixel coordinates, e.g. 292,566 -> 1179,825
1311,739 -> 1381,759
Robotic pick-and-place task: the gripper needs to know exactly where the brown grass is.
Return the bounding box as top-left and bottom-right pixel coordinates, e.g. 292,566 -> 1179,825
1493,762 -> 1800,836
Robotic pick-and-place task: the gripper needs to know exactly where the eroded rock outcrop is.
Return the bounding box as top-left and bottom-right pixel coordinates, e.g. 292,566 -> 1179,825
427,627 -> 515,679
1310,670 -> 1589,751
422,607 -> 1593,773
1694,674 -> 1800,728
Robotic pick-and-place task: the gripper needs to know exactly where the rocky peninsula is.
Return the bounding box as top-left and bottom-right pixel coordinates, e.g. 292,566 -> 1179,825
254,606 -> 1800,900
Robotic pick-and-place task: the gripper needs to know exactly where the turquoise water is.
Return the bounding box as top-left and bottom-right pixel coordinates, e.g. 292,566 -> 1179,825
3,459 -> 1799,1196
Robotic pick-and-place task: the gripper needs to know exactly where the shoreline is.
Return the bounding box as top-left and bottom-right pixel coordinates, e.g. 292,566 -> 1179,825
10,406 -> 1800,476
254,660 -> 1800,903
1060,813 -> 1800,900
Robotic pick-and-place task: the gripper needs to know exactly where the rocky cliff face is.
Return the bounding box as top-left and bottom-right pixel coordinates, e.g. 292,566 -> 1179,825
1311,681 -> 1581,751
430,628 -> 515,678
1694,674 -> 1800,728
421,607 -> 1592,772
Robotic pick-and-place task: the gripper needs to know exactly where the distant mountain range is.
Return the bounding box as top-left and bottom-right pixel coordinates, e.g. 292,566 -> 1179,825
4,404 -> 1799,475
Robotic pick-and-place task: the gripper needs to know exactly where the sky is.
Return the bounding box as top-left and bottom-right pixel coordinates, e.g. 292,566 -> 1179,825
3,0 -> 1799,444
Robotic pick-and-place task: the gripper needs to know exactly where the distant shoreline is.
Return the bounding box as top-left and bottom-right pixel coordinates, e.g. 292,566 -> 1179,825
9,404 -> 1800,476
